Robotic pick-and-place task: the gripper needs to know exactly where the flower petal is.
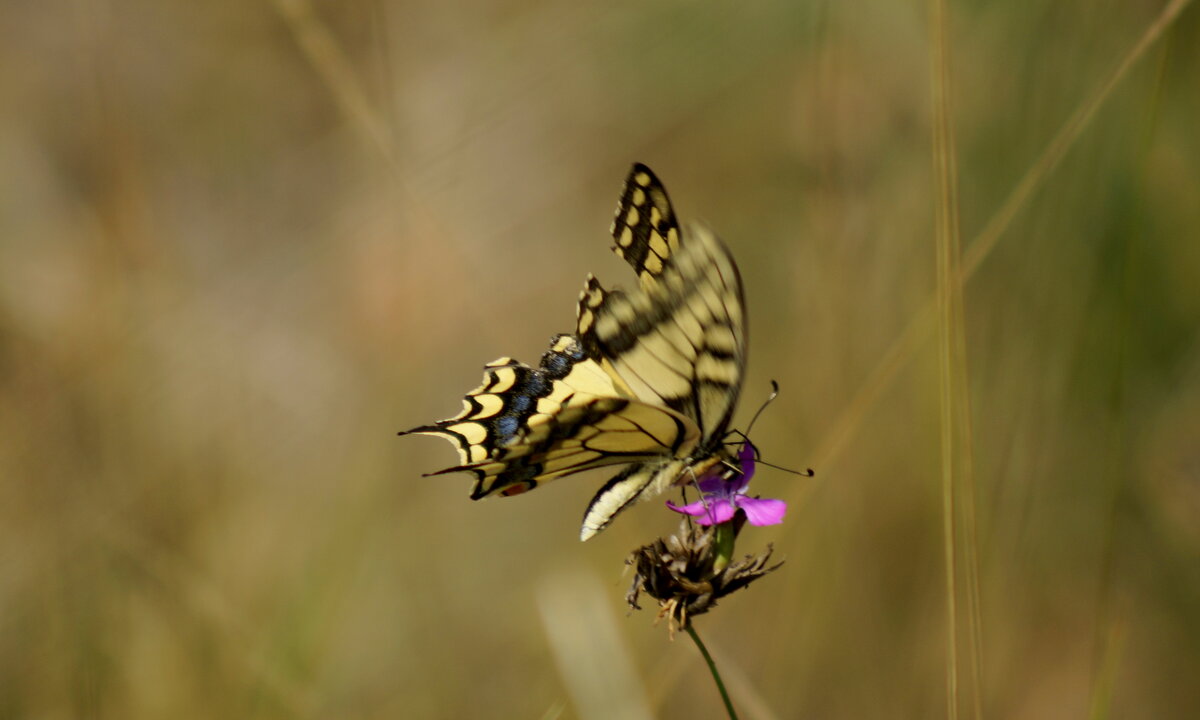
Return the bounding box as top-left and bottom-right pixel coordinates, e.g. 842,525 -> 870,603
667,497 -> 737,525
695,499 -> 737,526
738,442 -> 758,478
738,497 -> 787,526
696,475 -> 731,496
666,499 -> 710,517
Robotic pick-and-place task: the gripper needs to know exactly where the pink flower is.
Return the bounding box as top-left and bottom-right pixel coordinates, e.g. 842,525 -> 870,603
667,443 -> 787,527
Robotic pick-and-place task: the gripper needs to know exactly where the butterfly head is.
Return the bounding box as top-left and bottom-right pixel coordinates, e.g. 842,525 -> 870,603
709,438 -> 757,486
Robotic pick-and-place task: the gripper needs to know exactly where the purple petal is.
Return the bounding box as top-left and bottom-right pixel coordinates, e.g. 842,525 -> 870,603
695,499 -> 737,525
738,496 -> 787,526
696,475 -> 733,496
668,497 -> 737,525
666,499 -> 711,517
738,442 -> 758,477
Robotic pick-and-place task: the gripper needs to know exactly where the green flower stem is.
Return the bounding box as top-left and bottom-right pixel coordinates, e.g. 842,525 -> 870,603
685,624 -> 738,720
712,522 -> 735,573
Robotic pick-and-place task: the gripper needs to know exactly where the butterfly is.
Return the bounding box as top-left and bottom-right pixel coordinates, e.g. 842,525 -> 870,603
401,163 -> 749,540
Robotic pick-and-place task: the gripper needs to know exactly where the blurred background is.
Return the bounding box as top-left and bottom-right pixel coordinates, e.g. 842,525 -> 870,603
2,0 -> 1199,717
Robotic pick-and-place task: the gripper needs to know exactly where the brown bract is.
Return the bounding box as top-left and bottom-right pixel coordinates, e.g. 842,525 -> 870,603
625,521 -> 782,637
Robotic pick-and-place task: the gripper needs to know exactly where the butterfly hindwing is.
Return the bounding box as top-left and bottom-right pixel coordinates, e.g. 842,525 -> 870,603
402,335 -> 701,500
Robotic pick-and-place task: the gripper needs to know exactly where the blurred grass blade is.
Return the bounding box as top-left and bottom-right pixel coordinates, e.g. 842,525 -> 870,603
537,571 -> 655,720
271,0 -> 395,164
1087,618 -> 1128,720
928,0 -> 967,715
963,0 -> 1194,279
691,635 -> 785,720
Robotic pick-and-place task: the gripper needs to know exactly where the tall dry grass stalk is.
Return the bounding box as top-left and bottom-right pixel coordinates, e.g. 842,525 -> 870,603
927,0 -> 980,717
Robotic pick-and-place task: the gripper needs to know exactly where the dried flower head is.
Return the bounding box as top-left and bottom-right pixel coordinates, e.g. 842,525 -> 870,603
626,519 -> 782,636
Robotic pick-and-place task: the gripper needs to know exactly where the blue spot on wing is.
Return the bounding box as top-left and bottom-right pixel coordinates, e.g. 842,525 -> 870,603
543,353 -> 571,376
495,415 -> 520,441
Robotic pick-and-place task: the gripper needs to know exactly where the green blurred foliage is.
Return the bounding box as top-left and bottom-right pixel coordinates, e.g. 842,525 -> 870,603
1,0 -> 1198,718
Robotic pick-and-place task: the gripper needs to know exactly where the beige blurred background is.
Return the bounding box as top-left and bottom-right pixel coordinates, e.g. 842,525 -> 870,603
2,1 -> 1199,718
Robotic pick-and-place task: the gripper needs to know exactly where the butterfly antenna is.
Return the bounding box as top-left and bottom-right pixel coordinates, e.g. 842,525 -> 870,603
758,460 -> 815,477
723,382 -> 815,477
744,380 -> 780,438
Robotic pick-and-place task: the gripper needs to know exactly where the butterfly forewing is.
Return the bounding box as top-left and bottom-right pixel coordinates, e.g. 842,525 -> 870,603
579,218 -> 746,439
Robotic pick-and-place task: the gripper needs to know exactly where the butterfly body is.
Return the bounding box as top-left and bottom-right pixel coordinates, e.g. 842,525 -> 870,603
402,164 -> 749,540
